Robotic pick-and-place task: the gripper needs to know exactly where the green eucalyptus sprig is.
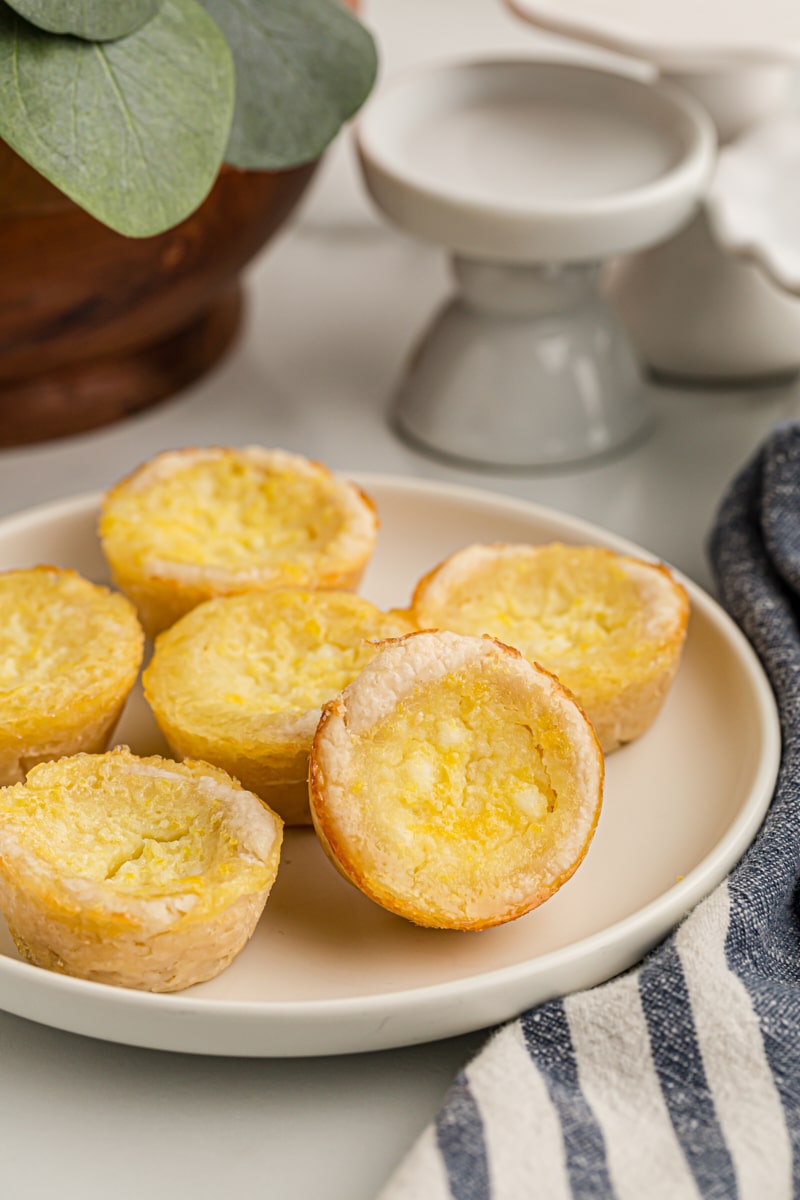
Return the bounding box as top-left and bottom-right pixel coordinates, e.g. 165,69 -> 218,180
0,0 -> 377,237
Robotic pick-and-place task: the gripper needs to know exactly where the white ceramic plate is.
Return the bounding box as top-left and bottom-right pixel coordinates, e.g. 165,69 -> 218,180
0,476 -> 780,1057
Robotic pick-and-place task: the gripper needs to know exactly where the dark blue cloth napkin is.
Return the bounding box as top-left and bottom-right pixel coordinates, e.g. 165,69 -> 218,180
379,423 -> 800,1200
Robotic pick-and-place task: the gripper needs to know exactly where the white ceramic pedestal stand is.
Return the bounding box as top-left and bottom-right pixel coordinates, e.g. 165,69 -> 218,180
505,0 -> 800,383
355,59 -> 714,470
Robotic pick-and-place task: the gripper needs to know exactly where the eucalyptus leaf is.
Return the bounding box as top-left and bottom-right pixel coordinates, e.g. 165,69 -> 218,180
2,0 -> 163,41
199,0 -> 378,170
0,0 -> 234,237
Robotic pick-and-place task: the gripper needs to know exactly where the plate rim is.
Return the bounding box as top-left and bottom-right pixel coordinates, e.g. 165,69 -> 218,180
0,474 -> 781,1054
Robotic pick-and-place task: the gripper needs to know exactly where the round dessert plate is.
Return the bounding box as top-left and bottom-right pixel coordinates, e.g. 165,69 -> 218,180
355,59 -> 715,263
0,477 -> 780,1057
707,113 -> 800,296
504,0 -> 800,71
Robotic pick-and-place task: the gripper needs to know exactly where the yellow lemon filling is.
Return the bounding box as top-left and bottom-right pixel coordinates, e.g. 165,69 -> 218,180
145,590 -> 409,729
100,447 -> 379,637
0,568 -> 144,785
103,454 -> 349,575
417,545 -> 666,690
143,590 -> 411,823
0,567 -> 142,733
100,447 -> 376,580
310,631 -> 604,930
411,543 -> 689,751
347,665 -> 580,908
0,751 -> 278,920
0,748 -> 283,991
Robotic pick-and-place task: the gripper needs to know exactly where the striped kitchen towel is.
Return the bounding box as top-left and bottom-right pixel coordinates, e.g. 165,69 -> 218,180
378,423 -> 800,1200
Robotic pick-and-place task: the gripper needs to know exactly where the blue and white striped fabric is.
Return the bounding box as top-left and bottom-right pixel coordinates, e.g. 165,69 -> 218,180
379,423 -> 800,1200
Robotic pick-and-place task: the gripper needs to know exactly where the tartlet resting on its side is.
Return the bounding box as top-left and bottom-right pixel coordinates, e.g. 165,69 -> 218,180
309,629 -> 604,931
0,748 -> 283,992
143,589 -> 413,825
0,566 -> 144,786
98,445 -> 379,637
411,542 -> 690,753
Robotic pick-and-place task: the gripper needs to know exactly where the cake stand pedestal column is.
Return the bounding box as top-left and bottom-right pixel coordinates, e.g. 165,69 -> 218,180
355,58 -> 715,469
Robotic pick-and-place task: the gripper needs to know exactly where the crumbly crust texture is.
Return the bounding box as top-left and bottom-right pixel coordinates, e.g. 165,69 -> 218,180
309,630 -> 604,931
411,542 -> 690,753
99,446 -> 379,636
0,748 -> 283,992
143,589 -> 413,825
0,567 -> 144,786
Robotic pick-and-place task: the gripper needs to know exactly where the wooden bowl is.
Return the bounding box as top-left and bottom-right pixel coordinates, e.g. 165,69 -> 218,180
0,144 -> 318,446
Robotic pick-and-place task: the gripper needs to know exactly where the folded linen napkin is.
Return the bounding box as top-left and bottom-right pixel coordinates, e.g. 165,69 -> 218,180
379,423 -> 800,1200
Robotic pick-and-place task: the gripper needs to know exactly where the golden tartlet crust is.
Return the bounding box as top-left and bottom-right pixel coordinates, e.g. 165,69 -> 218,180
0,747 -> 283,992
410,542 -> 690,753
143,588 -> 413,825
98,445 -> 379,636
309,629 -> 604,931
0,566 -> 144,786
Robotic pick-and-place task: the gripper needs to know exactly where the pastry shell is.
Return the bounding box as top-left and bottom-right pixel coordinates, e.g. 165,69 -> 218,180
309,629 -> 604,931
0,748 -> 283,992
143,588 -> 413,825
99,446 -> 379,636
411,542 -> 690,753
0,566 -> 144,786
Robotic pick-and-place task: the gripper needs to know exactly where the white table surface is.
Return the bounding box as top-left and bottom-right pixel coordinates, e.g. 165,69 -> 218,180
1,4 -> 798,1198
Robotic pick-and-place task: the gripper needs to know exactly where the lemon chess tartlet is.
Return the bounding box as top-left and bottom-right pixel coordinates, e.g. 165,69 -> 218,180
309,629 -> 604,931
0,567 -> 144,786
411,542 -> 690,754
98,446 -> 379,636
143,588 -> 413,826
0,748 -> 283,992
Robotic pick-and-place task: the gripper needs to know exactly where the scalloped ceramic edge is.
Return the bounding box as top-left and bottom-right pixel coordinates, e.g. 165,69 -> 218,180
707,114 -> 800,297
